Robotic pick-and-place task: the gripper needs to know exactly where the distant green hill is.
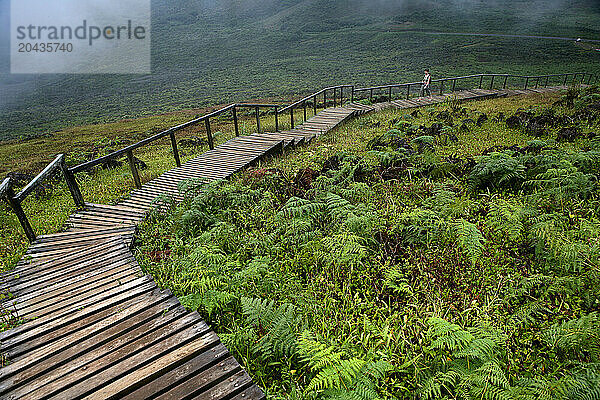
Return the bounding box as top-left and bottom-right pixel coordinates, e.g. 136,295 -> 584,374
1,0 -> 599,141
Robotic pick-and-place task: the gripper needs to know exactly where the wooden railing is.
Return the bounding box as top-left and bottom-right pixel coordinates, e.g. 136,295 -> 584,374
2,71 -> 597,242
70,103 -> 279,185
353,72 -> 597,102
278,85 -> 354,129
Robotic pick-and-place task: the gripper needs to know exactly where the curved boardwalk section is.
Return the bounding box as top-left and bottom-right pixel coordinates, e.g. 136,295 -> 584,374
0,86 -> 563,399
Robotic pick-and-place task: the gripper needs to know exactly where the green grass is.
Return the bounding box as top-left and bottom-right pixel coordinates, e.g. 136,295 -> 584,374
133,86 -> 600,398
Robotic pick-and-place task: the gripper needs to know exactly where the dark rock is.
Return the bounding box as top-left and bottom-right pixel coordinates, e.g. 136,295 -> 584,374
482,144 -> 522,155
421,123 -> 444,136
293,168 -> 320,190
100,159 -> 123,169
322,155 -> 341,173
445,155 -> 476,176
525,120 -> 547,137
436,110 -> 453,125
476,114 -> 488,126
506,115 -> 522,129
133,157 -> 148,171
380,166 -> 407,181
556,127 -> 580,142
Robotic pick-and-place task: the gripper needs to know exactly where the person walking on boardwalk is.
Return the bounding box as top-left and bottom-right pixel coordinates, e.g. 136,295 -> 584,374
420,69 -> 432,97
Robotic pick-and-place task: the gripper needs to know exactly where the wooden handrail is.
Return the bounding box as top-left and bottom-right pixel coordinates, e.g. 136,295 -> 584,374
278,85 -> 353,113
0,177 -> 10,199
71,103 -> 280,174
15,154 -> 64,201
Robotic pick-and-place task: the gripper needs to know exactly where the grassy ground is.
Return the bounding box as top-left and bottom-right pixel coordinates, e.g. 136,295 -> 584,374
133,87 -> 600,398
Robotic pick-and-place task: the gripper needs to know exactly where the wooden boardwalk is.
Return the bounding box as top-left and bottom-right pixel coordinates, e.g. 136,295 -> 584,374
0,86 -> 565,399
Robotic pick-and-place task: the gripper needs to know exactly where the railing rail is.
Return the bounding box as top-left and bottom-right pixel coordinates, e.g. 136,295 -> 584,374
353,72 -> 596,102
2,70 -> 597,242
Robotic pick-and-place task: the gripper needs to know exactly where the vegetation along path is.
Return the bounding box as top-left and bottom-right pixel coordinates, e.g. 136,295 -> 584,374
0,85 -> 567,399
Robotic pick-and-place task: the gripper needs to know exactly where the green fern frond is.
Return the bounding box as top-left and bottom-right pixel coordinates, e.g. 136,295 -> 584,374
452,219 -> 486,265
427,317 -> 474,352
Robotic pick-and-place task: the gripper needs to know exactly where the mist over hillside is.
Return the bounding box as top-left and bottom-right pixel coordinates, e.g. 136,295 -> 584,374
0,0 -> 599,142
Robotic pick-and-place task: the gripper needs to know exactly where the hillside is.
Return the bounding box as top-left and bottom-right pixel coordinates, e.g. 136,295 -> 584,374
1,0 -> 600,142
135,86 -> 600,398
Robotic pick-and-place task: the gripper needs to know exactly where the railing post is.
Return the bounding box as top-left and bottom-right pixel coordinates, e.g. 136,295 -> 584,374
563,74 -> 568,86
489,75 -> 495,90
452,79 -> 456,92
479,75 -> 483,89
275,107 -> 279,132
406,84 -> 410,100
580,73 -> 586,84
535,77 -> 539,89
524,77 -> 529,89
232,106 -> 239,137
545,76 -> 550,87
503,75 -> 508,89
323,90 -> 327,108
388,86 -> 392,102
340,86 -> 344,105
205,118 -> 214,150
333,87 -> 337,107
61,161 -> 85,208
3,178 -> 36,243
255,106 -> 261,133
369,88 -> 373,102
440,80 -> 444,95
126,150 -> 142,189
290,107 -> 294,129
313,95 -> 317,114
587,74 -> 593,85
303,101 -> 307,121
351,86 -> 355,102
169,131 -> 181,167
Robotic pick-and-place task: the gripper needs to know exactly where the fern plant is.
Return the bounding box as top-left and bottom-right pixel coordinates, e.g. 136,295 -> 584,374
241,297 -> 300,361
420,318 -> 512,400
298,331 -> 391,400
468,151 -> 526,192
452,219 -> 486,265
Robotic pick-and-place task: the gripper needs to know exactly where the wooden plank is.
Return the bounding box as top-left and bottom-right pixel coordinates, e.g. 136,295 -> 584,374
43,322 -> 214,400
0,276 -> 154,342
80,331 -> 222,400
19,312 -> 206,400
229,385 -> 267,400
190,370 -> 253,400
15,260 -> 139,317
7,247 -> 134,298
0,294 -> 180,391
1,238 -> 117,279
120,344 -> 231,399
4,280 -> 157,360
84,203 -> 147,216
